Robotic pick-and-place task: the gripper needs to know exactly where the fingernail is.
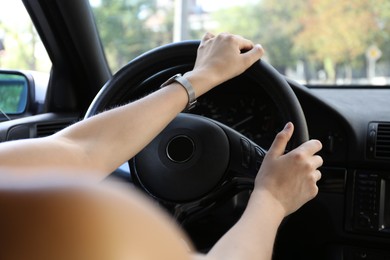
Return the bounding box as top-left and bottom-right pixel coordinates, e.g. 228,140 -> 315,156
284,122 -> 292,130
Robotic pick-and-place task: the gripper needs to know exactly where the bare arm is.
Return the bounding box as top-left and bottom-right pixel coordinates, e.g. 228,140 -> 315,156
0,33 -> 323,259
0,33 -> 264,180
0,124 -> 322,260
0,180 -> 193,260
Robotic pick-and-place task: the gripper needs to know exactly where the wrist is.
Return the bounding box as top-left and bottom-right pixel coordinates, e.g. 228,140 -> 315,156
183,70 -> 220,98
161,74 -> 197,110
248,188 -> 287,220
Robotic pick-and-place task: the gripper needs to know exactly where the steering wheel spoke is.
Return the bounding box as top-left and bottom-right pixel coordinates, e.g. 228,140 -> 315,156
172,176 -> 254,225
215,119 -> 267,179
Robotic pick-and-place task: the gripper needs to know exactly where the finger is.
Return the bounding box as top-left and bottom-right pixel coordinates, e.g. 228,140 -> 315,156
241,44 -> 265,66
312,154 -> 324,169
298,139 -> 323,156
314,170 -> 322,182
216,33 -> 254,51
201,32 -> 214,44
234,35 -> 255,51
267,122 -> 294,158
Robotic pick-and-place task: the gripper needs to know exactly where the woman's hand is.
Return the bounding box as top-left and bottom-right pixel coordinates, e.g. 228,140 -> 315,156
207,123 -> 322,260
184,32 -> 264,98
254,122 -> 323,216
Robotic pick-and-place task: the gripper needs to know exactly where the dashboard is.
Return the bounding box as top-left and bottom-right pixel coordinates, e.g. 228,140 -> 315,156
190,76 -> 284,149
188,75 -> 390,258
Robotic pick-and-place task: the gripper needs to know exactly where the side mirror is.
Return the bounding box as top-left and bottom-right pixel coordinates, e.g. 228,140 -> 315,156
0,70 -> 35,119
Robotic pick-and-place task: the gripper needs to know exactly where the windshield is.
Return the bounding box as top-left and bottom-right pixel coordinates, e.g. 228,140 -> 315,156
91,0 -> 390,86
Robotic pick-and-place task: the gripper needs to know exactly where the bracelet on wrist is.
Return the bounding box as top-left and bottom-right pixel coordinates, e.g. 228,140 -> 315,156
160,74 -> 197,110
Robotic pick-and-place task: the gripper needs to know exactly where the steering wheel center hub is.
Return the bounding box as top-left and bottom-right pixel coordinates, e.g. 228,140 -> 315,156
132,114 -> 230,202
166,135 -> 195,163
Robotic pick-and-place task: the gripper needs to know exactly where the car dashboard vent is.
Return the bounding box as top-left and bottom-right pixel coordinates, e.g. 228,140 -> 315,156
367,122 -> 390,160
36,121 -> 73,137
376,123 -> 390,158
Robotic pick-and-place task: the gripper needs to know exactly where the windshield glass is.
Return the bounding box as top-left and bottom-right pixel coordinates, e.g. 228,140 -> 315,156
90,0 -> 390,86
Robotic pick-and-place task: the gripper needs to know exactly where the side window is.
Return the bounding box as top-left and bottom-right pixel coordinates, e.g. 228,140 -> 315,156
0,1 -> 51,72
0,1 -> 51,120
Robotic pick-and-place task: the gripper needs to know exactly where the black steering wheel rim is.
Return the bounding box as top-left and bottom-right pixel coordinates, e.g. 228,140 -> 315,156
85,40 -> 308,222
85,41 -> 308,147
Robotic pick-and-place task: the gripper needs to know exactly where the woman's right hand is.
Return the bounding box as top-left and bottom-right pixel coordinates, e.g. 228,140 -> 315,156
254,122 -> 323,216
184,32 -> 264,98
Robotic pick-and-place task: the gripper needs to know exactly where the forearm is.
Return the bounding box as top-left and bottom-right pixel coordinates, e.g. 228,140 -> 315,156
0,72 -> 231,179
0,82 -> 189,180
55,82 -> 191,176
0,33 -> 264,180
206,189 -> 285,260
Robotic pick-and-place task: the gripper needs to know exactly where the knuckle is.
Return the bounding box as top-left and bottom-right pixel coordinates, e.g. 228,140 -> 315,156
219,32 -> 235,42
304,161 -> 313,172
317,155 -> 324,164
310,172 -> 318,182
291,150 -> 305,161
198,40 -> 209,50
317,170 -> 322,181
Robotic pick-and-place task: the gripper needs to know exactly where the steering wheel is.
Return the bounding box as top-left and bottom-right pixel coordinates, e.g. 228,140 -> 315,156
85,40 -> 308,232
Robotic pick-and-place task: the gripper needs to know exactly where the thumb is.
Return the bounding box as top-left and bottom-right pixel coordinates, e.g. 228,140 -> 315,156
267,122 -> 294,158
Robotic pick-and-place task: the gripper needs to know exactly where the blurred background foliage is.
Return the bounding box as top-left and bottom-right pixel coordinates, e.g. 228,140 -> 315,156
1,0 -> 390,84
91,0 -> 390,83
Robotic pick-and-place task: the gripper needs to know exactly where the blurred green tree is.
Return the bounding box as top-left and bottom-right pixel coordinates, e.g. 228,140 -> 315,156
212,1 -> 304,74
92,0 -> 172,72
293,0 -> 383,82
211,0 -> 390,82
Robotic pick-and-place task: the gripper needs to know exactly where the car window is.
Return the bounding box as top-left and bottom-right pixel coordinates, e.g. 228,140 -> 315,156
0,0 -> 51,120
90,0 -> 390,86
0,0 -> 51,73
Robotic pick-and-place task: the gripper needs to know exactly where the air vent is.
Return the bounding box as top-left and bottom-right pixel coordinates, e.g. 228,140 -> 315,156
36,121 -> 72,137
367,122 -> 390,160
376,123 -> 390,159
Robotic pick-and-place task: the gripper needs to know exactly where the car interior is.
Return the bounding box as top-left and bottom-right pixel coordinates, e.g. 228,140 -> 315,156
1,0 -> 390,259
